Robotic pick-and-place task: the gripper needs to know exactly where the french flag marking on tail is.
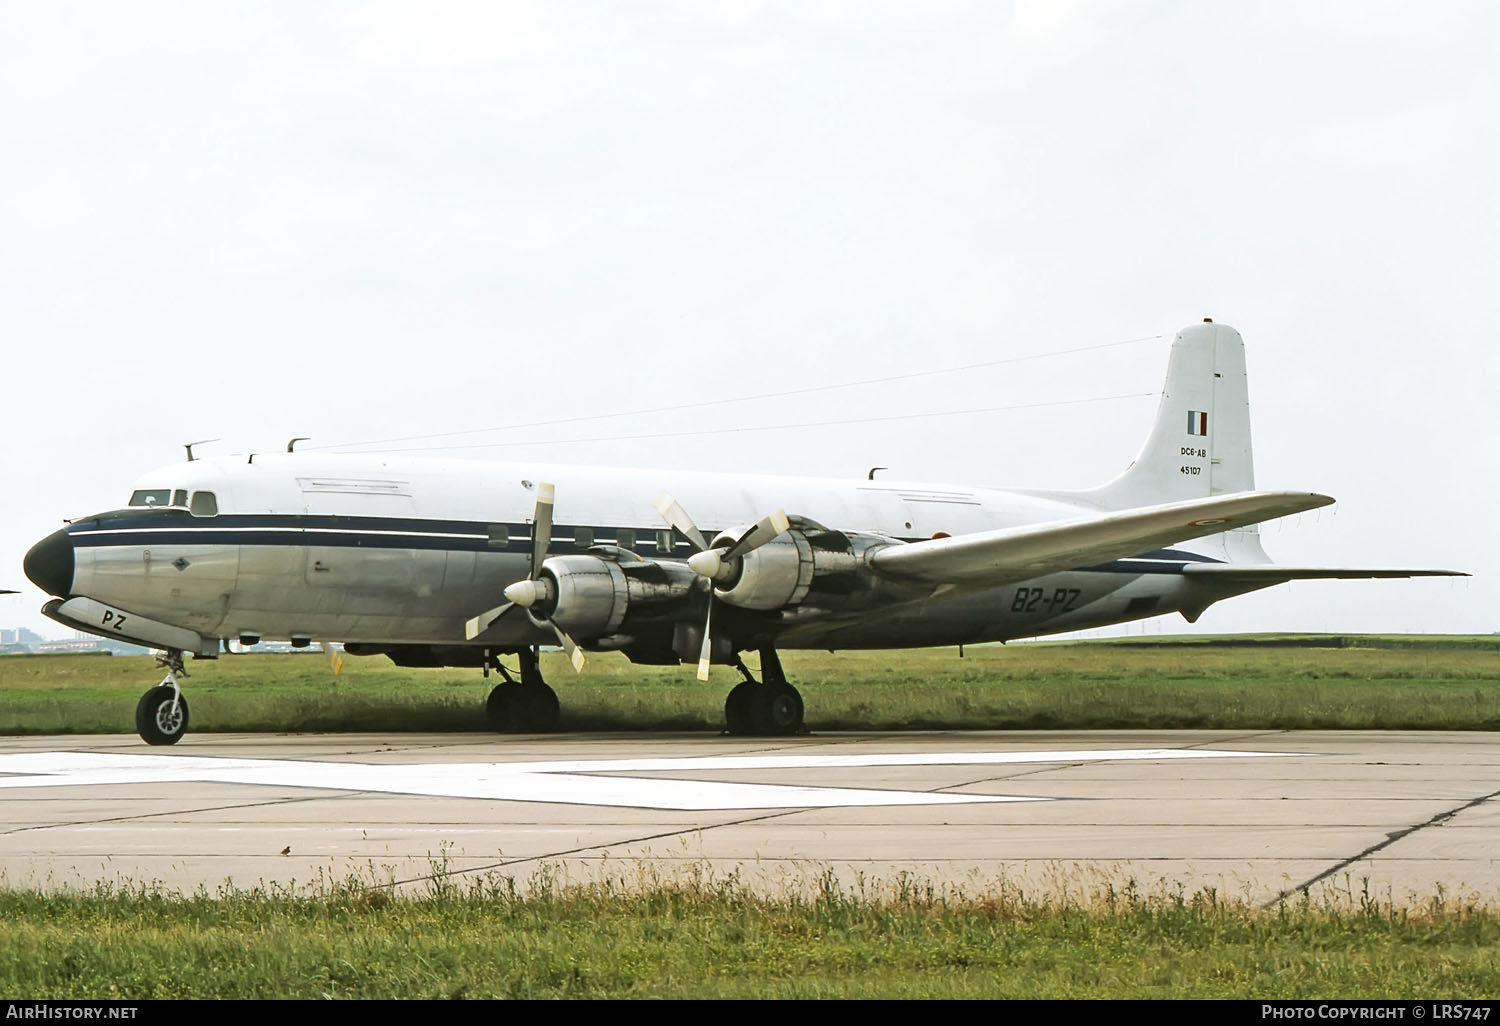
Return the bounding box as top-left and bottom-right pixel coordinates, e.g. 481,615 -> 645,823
1187,410 -> 1208,436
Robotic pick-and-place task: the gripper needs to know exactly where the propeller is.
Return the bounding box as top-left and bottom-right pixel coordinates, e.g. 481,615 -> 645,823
652,492 -> 789,680
462,482 -> 586,672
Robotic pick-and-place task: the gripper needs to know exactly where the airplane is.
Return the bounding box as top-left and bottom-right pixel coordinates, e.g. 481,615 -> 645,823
21,320 -> 1464,745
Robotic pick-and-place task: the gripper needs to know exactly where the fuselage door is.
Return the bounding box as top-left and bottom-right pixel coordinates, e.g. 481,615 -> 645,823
297,478 -> 420,603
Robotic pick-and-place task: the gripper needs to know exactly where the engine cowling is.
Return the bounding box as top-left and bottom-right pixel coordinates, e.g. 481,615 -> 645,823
528,553 -> 699,639
707,525 -> 896,612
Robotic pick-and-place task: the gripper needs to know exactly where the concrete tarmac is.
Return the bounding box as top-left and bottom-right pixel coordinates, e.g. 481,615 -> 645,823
1,729 -> 1496,905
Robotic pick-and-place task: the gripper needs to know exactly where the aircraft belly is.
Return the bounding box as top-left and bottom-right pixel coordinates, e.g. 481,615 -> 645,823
221,545 -> 535,644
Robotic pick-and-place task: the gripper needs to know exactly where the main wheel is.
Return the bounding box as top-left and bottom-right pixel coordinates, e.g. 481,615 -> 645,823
750,681 -> 804,736
724,681 -> 758,735
136,685 -> 189,746
485,683 -> 517,732
516,681 -> 560,733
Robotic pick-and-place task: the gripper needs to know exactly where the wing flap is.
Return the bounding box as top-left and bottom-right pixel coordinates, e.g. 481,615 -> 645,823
1182,565 -> 1468,582
866,490 -> 1333,586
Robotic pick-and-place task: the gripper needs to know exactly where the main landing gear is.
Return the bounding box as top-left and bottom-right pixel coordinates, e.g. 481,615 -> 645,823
483,647 -> 560,733
724,649 -> 804,736
136,651 -> 190,746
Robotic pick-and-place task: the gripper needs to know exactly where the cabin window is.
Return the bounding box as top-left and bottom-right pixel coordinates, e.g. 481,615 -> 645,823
488,525 -> 509,548
172,489 -> 189,507
656,529 -> 675,554
189,491 -> 218,517
574,527 -> 594,549
616,528 -> 636,550
129,489 -> 171,507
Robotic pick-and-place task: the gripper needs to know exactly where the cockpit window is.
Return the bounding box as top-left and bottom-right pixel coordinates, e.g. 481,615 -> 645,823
129,489 -> 172,507
189,491 -> 219,517
172,489 -> 188,507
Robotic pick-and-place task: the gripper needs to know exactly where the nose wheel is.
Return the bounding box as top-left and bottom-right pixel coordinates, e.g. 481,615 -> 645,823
724,649 -> 804,736
136,651 -> 190,745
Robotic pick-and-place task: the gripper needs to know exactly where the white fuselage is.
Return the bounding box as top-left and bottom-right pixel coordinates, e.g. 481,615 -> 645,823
52,452 -> 1243,658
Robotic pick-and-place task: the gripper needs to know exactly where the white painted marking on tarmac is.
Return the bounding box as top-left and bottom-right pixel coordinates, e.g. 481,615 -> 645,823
0,748 -> 1291,811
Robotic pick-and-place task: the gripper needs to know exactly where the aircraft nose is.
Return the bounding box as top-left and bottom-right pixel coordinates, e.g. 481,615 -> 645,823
24,529 -> 74,598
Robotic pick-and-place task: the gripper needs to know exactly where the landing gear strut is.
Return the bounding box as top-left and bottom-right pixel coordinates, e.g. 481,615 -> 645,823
136,650 -> 190,746
483,647 -> 560,733
724,648 -> 804,737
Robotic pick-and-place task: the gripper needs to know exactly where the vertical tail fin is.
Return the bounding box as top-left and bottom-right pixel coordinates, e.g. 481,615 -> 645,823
1086,320 -> 1255,510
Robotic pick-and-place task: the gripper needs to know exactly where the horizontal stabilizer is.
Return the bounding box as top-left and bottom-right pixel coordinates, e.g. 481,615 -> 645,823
868,490 -> 1333,587
1182,565 -> 1468,583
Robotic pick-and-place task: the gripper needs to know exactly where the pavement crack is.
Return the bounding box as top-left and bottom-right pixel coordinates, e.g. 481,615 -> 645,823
381,809 -> 803,891
1183,730 -> 1292,749
931,762 -> 1086,792
1264,786 -> 1500,908
0,794 -> 346,837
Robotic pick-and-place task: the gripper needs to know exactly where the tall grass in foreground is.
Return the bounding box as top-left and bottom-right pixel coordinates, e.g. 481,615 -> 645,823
2,867 -> 1497,998
2,637 -> 1498,734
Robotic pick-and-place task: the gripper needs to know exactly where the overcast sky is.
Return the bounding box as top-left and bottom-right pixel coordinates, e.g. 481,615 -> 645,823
1,1 -> 1493,639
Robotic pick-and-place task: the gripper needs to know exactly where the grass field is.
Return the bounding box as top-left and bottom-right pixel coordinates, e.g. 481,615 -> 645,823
1,634 -> 1497,734
4,636 -> 1497,998
2,869 -> 1497,998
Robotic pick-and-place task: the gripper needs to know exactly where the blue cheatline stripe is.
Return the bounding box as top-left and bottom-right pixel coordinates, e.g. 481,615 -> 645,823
66,511 -> 694,555
69,526 -> 692,555
65,511 -> 1222,572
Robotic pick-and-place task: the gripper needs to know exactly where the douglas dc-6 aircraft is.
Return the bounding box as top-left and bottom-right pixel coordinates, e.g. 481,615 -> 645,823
22,321 -> 1463,745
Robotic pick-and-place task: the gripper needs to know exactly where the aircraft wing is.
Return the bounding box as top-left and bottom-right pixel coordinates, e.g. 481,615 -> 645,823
866,491 -> 1335,587
1182,565 -> 1467,582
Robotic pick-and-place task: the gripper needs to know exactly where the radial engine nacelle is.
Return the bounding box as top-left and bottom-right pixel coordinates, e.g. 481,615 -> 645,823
703,521 -> 899,612
513,551 -> 701,640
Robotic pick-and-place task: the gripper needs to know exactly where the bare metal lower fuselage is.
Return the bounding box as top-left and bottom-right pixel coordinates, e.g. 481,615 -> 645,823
52,505 -> 1250,656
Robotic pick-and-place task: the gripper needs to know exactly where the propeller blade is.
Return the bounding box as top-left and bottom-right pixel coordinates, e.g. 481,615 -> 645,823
720,509 -> 790,563
686,509 -> 791,581
696,600 -> 713,682
462,482 -> 556,643
551,621 -> 587,673
652,491 -> 708,552
320,641 -> 344,677
464,602 -> 515,641
530,482 -> 555,578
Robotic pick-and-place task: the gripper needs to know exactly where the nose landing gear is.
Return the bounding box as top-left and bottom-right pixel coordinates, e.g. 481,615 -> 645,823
136,651 -> 190,746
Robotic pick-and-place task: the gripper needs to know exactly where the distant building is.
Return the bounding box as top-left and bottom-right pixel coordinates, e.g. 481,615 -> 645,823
0,626 -> 47,653
32,637 -> 148,656
38,639 -> 109,653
